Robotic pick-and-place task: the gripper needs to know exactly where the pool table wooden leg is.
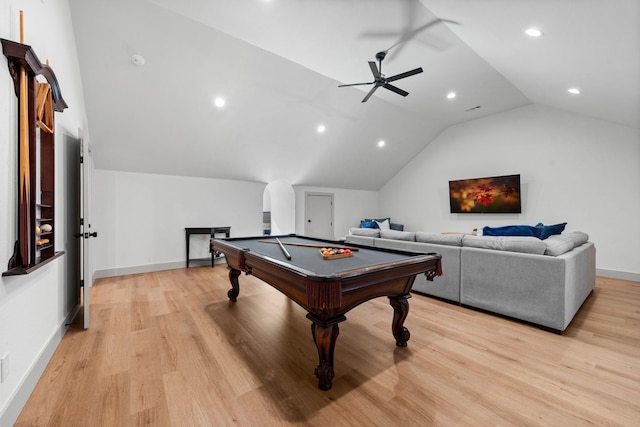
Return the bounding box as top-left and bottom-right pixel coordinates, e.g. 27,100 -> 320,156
227,267 -> 240,302
308,314 -> 346,390
389,294 -> 411,347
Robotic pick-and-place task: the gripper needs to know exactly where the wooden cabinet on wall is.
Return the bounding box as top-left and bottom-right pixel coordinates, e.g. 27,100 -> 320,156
2,38 -> 67,276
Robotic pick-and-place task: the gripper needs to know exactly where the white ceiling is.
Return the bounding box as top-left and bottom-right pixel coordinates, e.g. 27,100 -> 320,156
68,0 -> 640,190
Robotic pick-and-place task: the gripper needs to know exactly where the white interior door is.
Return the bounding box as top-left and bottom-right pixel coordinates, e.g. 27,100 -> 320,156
80,132 -> 94,329
305,193 -> 334,239
63,132 -> 82,326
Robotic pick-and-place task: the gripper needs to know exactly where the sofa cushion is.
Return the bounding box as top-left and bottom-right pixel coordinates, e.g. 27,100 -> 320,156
349,227 -> 380,237
563,231 -> 589,248
462,235 -> 546,255
380,229 -> 415,241
390,223 -> 404,231
415,232 -> 463,247
544,235 -> 575,256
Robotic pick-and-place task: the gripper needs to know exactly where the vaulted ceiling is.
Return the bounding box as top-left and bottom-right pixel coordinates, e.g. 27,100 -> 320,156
69,0 -> 640,190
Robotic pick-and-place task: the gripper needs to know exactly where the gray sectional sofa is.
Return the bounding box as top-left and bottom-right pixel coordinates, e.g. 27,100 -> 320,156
345,228 -> 596,332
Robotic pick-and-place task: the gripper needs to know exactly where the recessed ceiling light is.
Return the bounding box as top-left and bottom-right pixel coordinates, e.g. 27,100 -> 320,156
446,92 -> 456,99
214,97 -> 226,108
131,54 -> 145,67
317,124 -> 326,133
525,28 -> 543,37
377,140 -> 385,148
567,88 -> 581,95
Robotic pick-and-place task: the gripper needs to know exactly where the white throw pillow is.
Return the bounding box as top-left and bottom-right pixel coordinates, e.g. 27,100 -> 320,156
375,219 -> 390,230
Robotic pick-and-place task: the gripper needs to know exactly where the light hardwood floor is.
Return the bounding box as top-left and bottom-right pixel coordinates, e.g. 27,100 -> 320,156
15,267 -> 640,426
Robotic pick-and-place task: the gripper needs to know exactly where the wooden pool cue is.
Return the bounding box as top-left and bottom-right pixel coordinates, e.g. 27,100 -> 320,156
18,10 -> 30,265
275,238 -> 292,260
258,240 -> 359,252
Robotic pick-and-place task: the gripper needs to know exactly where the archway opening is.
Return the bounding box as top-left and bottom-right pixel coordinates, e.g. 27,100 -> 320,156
263,180 -> 295,235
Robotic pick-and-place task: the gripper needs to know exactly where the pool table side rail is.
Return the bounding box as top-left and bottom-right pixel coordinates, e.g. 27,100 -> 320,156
245,250 -> 440,312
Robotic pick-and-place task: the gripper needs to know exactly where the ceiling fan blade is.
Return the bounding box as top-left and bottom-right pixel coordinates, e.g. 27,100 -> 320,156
368,61 -> 381,79
338,81 -> 374,87
382,83 -> 409,97
384,18 -> 461,59
361,84 -> 381,103
385,19 -> 442,53
386,67 -> 423,83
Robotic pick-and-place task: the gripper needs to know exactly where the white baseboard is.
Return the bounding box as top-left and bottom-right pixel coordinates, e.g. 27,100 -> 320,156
596,268 -> 640,282
0,304 -> 80,427
95,257 -> 227,279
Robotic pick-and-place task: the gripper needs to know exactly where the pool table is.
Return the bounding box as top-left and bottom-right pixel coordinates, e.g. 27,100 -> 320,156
211,234 -> 442,390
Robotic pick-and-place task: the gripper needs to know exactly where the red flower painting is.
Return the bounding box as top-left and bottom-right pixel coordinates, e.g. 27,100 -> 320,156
449,175 -> 522,213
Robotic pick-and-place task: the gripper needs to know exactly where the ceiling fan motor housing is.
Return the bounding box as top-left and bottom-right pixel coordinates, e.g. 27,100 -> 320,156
338,50 -> 423,102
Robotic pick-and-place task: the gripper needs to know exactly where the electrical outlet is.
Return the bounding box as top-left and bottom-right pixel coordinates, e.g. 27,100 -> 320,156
1,353 -> 9,383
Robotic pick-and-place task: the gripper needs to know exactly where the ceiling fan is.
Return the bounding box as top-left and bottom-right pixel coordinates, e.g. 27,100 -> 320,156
338,51 -> 423,103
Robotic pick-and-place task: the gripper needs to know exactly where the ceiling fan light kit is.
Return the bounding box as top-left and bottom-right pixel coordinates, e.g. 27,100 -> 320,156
338,51 -> 423,103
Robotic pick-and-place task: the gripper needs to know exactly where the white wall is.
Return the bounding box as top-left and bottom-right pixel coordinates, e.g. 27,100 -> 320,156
91,174 -> 380,273
92,170 -> 266,275
380,104 -> 640,278
0,1 -> 88,424
294,186 -> 380,239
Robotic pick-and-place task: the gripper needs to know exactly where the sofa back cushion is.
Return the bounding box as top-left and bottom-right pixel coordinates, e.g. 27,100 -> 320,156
462,235 -> 546,255
563,231 -> 589,248
543,231 -> 589,255
344,234 -> 376,246
349,227 -> 380,237
380,229 -> 416,241
415,232 -> 464,247
543,235 -> 575,256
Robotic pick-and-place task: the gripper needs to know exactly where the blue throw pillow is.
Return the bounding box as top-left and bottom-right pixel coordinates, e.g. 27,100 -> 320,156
365,217 -> 391,225
483,223 -> 568,239
363,217 -> 392,229
360,220 -> 377,229
535,222 -> 567,239
482,225 -> 539,237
